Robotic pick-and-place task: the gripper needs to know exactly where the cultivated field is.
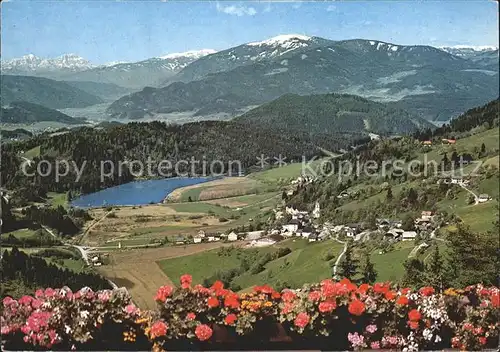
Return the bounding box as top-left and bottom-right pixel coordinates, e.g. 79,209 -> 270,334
97,242 -> 243,309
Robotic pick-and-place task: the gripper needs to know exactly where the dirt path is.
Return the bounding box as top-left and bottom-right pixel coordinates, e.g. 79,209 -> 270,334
332,235 -> 347,278
458,183 -> 480,205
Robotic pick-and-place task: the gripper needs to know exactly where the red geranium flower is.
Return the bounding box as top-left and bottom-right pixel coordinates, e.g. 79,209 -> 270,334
211,281 -> 224,292
207,297 -> 220,308
294,312 -> 310,328
408,321 -> 419,330
491,291 -> 499,308
318,300 -> 337,313
224,293 -> 240,309
308,290 -> 322,302
195,324 -> 213,341
155,285 -> 174,302
282,290 -> 297,302
479,337 -> 487,345
348,299 -> 365,316
408,309 -> 422,321
396,295 -> 409,306
271,290 -> 281,299
373,282 -> 390,294
224,313 -> 237,325
385,291 -> 396,301
186,312 -> 196,321
282,302 -> 294,314
150,321 -> 168,338
357,284 -> 370,295
401,287 -> 411,295
419,286 -> 435,296
180,274 -> 192,289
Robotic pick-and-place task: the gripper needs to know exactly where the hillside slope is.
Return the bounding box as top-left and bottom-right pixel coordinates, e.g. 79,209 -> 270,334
1,101 -> 87,125
1,75 -> 103,109
236,93 -> 434,135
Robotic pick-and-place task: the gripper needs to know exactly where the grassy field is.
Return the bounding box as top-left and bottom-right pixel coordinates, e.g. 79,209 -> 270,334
22,145 -> 41,159
156,238 -> 413,291
47,192 -> 67,208
369,241 -> 415,282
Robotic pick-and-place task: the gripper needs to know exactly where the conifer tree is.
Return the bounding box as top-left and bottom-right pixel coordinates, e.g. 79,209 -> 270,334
361,251 -> 377,284
338,241 -> 358,281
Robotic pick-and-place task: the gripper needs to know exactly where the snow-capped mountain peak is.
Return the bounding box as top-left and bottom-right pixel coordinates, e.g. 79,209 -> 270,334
440,45 -> 498,52
247,34 -> 312,47
2,53 -> 94,73
158,49 -> 217,60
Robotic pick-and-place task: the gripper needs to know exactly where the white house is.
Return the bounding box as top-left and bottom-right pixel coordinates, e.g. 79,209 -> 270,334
282,219 -> 301,233
301,227 -> 314,239
308,234 -> 318,242
198,230 -> 206,238
249,238 -> 276,248
478,194 -> 491,203
207,236 -> 216,242
228,232 -> 238,242
402,231 -> 418,241
247,230 -> 265,240
312,201 -> 321,219
193,236 -> 202,244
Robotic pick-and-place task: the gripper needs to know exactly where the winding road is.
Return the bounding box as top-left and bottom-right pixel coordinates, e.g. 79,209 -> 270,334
458,183 -> 480,205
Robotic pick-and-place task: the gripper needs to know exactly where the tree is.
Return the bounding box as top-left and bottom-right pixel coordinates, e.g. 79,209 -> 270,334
425,245 -> 445,290
402,258 -> 426,288
188,196 -> 193,202
446,224 -> 498,287
386,186 -> 393,202
338,241 -> 358,281
361,252 -> 377,284
402,214 -> 415,231
480,143 -> 486,155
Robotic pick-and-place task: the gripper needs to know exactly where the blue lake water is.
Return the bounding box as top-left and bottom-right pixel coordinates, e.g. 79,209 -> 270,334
70,177 -> 215,208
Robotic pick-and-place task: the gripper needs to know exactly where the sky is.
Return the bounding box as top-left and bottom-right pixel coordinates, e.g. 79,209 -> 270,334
1,0 -> 498,64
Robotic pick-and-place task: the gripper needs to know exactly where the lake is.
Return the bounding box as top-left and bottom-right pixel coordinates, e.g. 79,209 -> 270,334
70,177 -> 214,208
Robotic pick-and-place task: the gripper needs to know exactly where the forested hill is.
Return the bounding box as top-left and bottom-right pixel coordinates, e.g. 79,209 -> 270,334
1,75 -> 103,109
236,93 -> 435,135
1,101 -> 87,124
2,120 -> 368,195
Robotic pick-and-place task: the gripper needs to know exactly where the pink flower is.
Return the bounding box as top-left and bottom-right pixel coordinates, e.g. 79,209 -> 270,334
18,295 -> 33,306
366,324 -> 378,334
282,290 -> 297,302
44,288 -> 56,297
2,296 -> 16,307
98,291 -> 111,303
180,274 -> 192,289
370,341 -> 380,349
31,299 -> 42,309
294,312 -> 310,328
1,325 -> 11,335
348,332 -> 365,348
155,285 -> 174,302
35,289 -> 44,298
186,312 -> 196,321
124,304 -> 138,315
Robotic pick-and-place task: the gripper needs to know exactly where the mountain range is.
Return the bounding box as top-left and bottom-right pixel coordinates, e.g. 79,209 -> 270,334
2,35 -> 498,125
1,50 -> 217,89
106,36 -> 499,122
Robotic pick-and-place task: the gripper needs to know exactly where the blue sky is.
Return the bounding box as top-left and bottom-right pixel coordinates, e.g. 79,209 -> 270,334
1,1 -> 498,64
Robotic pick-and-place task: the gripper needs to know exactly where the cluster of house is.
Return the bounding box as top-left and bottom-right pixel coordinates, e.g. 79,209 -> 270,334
272,202 -> 328,242
90,255 -> 103,266
437,177 -> 470,186
286,175 -> 316,196
421,138 -> 457,147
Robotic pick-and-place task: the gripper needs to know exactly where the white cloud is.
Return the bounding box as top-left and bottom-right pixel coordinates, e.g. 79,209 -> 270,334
326,5 -> 336,12
216,2 -> 257,16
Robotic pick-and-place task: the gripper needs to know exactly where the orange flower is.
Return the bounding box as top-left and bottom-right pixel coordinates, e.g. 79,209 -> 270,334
396,295 -> 409,306
408,309 -> 421,321
408,321 -> 419,330
385,291 -> 396,301
419,286 -> 435,296
207,297 -> 220,308
224,313 -> 237,325
373,282 -> 390,294
348,299 -> 365,316
224,293 -> 240,309
195,324 -> 213,341
357,284 -> 370,295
